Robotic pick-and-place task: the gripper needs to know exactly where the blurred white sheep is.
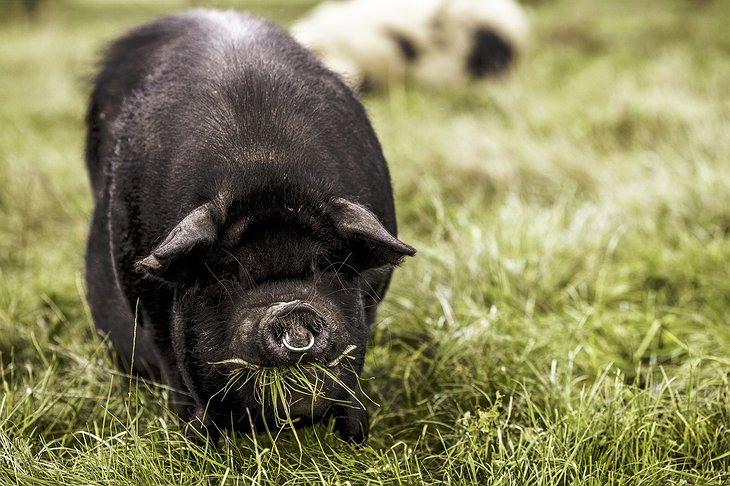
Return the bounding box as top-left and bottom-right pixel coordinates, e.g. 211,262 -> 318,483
291,0 -> 529,90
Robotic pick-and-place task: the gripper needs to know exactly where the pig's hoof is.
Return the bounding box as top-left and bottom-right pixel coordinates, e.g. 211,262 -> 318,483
185,407 -> 220,445
334,406 -> 369,445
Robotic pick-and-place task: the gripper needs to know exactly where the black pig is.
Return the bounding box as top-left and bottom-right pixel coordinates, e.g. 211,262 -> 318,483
85,10 -> 414,444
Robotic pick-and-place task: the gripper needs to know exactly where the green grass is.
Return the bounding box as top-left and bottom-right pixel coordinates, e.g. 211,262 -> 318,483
211,348 -> 363,430
1,0 -> 729,484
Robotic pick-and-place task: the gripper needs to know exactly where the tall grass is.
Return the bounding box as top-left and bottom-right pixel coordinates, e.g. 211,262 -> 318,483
1,0 -> 729,484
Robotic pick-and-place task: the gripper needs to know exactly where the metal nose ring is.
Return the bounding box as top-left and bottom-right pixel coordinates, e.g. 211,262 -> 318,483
282,330 -> 315,352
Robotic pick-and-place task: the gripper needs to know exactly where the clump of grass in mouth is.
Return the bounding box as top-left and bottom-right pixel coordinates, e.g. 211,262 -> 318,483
209,344 -> 364,428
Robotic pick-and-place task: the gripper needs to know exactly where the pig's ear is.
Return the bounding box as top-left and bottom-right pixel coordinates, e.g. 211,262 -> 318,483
135,203 -> 219,280
330,198 -> 415,268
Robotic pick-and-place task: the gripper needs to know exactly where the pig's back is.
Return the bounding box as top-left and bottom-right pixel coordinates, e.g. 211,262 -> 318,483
87,10 -> 395,230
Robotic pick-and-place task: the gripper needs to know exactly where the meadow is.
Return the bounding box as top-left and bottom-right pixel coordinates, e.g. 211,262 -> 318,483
1,0 -> 729,484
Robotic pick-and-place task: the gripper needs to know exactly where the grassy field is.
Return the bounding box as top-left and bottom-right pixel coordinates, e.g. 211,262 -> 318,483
1,0 -> 730,484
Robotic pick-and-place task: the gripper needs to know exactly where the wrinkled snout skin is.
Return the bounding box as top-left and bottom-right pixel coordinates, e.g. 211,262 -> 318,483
84,10 -> 414,444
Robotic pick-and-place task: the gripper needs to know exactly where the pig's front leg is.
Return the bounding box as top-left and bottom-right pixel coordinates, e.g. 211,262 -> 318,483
332,399 -> 369,445
185,406 -> 221,444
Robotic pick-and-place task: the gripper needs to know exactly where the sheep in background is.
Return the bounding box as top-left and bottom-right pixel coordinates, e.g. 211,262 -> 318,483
291,0 -> 529,91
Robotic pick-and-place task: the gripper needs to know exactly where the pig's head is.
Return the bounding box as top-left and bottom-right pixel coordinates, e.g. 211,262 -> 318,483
136,195 -> 414,443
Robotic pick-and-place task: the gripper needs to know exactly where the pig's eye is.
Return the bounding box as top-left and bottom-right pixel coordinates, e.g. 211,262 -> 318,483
312,256 -> 334,274
313,256 -> 332,272
315,255 -> 362,279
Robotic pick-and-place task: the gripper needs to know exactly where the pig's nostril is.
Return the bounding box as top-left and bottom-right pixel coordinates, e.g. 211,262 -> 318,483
282,329 -> 315,352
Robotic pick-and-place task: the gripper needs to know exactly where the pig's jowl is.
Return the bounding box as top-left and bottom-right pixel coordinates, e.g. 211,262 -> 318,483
85,10 -> 414,444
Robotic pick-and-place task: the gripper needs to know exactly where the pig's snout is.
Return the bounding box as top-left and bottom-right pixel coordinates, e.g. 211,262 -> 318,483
262,300 -> 332,362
